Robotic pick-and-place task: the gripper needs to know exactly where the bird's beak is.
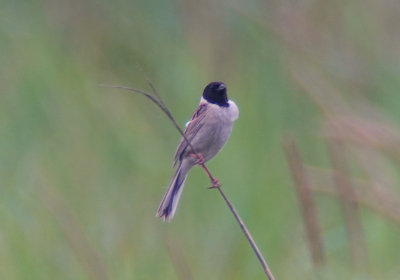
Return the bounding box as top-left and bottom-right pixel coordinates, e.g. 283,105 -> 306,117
218,84 -> 226,91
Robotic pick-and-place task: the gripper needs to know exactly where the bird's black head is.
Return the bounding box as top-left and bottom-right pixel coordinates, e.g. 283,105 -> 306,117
202,82 -> 229,107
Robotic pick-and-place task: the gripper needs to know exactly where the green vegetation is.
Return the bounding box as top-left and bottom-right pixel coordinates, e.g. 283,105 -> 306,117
1,0 -> 400,279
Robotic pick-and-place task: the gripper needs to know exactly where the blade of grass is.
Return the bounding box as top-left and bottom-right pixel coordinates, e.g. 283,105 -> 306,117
165,236 -> 194,280
39,174 -> 109,280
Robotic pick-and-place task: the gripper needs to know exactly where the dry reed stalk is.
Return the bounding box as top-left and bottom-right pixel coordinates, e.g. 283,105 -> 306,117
327,139 -> 370,274
283,134 -> 326,269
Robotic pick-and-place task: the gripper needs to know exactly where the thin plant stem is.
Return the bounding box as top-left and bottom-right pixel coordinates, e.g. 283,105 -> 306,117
99,84 -> 197,156
216,187 -> 275,279
100,80 -> 275,280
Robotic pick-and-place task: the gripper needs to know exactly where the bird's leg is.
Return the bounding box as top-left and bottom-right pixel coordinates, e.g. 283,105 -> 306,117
189,153 -> 205,165
189,153 -> 221,188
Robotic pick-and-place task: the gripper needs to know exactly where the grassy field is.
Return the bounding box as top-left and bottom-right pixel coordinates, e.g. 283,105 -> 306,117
1,0 -> 400,279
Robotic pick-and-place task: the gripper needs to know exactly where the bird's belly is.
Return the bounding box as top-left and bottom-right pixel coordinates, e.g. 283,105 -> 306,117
191,121 -> 233,163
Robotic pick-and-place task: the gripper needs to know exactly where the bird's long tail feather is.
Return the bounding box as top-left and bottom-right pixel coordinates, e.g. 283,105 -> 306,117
156,161 -> 189,222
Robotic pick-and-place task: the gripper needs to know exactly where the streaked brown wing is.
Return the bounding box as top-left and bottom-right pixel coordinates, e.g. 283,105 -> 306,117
173,103 -> 208,166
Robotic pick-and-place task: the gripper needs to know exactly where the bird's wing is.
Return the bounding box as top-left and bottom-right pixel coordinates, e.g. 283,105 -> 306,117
173,103 -> 208,166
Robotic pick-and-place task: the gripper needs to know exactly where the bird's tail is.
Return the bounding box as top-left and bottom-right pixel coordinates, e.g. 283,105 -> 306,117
156,161 -> 190,222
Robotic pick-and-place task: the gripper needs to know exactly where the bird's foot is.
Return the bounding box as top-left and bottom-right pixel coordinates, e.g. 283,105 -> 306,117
189,153 -> 205,165
208,178 -> 221,189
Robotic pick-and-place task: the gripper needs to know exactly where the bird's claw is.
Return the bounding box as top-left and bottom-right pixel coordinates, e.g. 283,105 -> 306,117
208,178 -> 221,189
189,153 -> 205,165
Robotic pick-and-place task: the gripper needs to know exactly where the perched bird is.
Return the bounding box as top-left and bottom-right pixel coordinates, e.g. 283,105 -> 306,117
156,82 -> 239,222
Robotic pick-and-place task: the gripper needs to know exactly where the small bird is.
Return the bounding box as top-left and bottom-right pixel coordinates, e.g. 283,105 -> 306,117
156,82 -> 239,222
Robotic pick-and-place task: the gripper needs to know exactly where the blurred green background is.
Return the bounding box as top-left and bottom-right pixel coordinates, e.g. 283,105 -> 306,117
2,0 -> 400,279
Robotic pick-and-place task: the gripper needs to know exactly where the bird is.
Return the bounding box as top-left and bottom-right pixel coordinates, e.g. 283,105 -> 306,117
156,82 -> 239,222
